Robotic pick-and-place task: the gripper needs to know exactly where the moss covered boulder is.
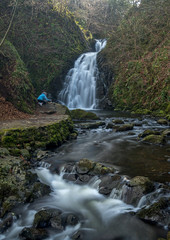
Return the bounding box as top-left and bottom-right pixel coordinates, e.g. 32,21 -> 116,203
115,124 -> 133,132
122,176 -> 154,206
157,119 -> 169,125
70,109 -> 100,120
141,134 -> 166,145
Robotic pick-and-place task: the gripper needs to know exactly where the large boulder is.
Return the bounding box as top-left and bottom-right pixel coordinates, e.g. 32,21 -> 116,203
122,176 -> 154,206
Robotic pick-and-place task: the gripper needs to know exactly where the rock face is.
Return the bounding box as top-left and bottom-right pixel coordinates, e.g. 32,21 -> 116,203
96,52 -> 114,109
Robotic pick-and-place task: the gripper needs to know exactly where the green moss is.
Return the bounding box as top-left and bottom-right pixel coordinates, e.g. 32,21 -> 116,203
137,198 -> 168,219
0,117 -> 74,151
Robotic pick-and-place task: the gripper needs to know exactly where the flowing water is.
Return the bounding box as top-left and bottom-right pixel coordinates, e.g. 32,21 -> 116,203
1,41 -> 170,239
58,39 -> 106,109
1,111 -> 169,240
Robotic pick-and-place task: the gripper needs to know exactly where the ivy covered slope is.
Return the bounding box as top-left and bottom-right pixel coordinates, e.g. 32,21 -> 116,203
0,40 -> 36,113
101,0 -> 170,117
0,0 -> 88,112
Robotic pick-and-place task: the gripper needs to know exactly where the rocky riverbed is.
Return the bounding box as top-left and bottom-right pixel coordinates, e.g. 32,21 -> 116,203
0,108 -> 169,240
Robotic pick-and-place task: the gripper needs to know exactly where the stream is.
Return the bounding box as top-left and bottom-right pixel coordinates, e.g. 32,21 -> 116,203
1,40 -> 169,240
1,111 -> 170,240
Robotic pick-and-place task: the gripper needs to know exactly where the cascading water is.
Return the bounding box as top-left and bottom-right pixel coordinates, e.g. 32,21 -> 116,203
58,40 -> 107,110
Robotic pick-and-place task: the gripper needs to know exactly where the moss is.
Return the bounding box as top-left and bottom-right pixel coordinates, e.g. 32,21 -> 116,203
0,117 -> 74,151
137,198 -> 168,219
70,109 -> 99,120
141,134 -> 166,145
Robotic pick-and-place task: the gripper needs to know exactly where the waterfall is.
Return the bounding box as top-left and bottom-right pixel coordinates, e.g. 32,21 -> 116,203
58,39 -> 107,110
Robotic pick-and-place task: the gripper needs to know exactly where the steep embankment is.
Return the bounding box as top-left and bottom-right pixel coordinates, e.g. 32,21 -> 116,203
0,0 -> 88,114
98,0 -> 170,118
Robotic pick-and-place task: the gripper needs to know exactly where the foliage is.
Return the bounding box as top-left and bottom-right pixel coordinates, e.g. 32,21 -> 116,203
0,0 -> 88,106
102,0 -> 170,113
0,40 -> 36,113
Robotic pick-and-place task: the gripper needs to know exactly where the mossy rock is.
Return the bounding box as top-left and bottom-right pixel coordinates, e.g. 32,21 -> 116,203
76,159 -> 95,174
0,117 -> 74,151
137,198 -> 169,226
112,119 -> 124,124
141,134 -> 166,145
19,227 -> 49,240
70,109 -> 100,120
129,176 -> 154,194
115,124 -> 133,132
79,121 -> 105,129
138,129 -> 161,138
90,163 -> 115,175
157,119 -> 169,125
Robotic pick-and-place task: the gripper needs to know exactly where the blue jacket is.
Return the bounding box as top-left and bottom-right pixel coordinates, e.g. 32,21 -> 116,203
37,93 -> 50,102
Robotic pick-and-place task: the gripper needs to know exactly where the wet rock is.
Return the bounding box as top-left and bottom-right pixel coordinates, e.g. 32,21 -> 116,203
36,150 -> 48,160
141,134 -> 166,145
70,109 -> 99,120
25,182 -> 50,203
71,231 -> 82,240
1,196 -> 20,218
65,214 -> 79,226
115,124 -> 134,132
63,173 -> 78,182
129,176 -> 154,193
122,176 -> 154,206
99,175 -> 122,195
157,119 -> 169,125
33,209 -> 62,228
76,159 -> 95,174
0,212 -> 18,233
19,227 -> 49,240
79,174 -> 91,183
112,119 -> 124,124
106,122 -> 114,129
162,129 -> 170,137
137,197 -> 170,226
133,122 -> 143,127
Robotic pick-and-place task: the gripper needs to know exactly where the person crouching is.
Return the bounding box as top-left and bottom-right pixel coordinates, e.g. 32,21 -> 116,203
37,92 -> 51,106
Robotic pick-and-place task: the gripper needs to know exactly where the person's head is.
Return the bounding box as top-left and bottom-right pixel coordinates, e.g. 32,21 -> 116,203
42,92 -> 47,96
